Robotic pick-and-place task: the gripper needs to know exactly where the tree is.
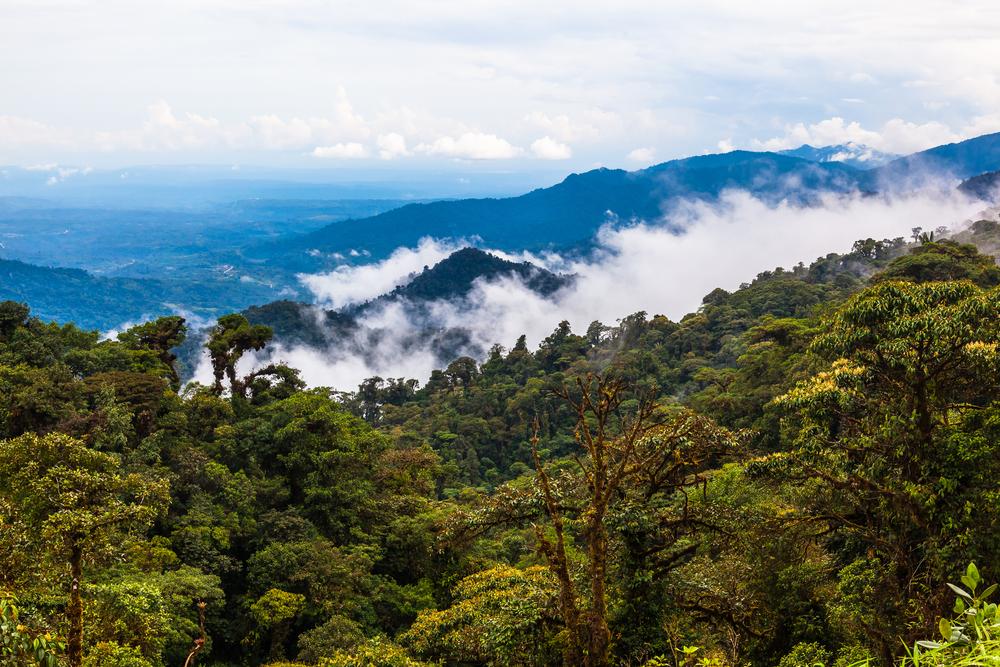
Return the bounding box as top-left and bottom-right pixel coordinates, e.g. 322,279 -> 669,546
873,240 -> 1000,287
530,375 -> 735,666
250,588 -> 306,661
404,565 -> 561,665
770,280 -> 1000,660
0,301 -> 29,340
0,433 -> 170,667
117,316 -> 187,389
205,314 -> 273,397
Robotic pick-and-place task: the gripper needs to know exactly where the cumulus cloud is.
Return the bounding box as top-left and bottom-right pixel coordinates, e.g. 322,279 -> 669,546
37,86 -> 375,156
523,111 -> 603,143
376,132 -> 410,159
626,147 -> 656,164
311,142 -> 369,158
416,132 -> 523,160
236,188 -> 986,391
530,136 -> 572,160
0,116 -> 71,149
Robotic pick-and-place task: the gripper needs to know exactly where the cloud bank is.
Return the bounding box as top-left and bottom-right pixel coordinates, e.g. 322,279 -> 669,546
6,1 -> 1000,168
217,189 -> 987,392
298,238 -> 468,309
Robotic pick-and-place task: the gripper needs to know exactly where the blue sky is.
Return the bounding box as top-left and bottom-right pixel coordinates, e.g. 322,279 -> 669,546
2,0 -> 1000,172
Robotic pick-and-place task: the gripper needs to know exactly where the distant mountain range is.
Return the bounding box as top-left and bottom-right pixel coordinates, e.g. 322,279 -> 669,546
777,143 -> 898,169
5,132 -> 1000,332
265,132 -> 1000,270
263,151 -> 868,270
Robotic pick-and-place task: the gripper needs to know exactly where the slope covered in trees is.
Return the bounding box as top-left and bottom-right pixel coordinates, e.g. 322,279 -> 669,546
4,228 -> 1000,667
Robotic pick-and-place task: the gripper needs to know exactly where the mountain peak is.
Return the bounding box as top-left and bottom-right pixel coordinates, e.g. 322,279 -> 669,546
386,247 -> 569,303
778,143 -> 898,169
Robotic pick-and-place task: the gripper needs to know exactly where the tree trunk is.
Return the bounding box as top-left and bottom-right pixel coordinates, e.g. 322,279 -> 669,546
68,540 -> 84,667
585,509 -> 612,667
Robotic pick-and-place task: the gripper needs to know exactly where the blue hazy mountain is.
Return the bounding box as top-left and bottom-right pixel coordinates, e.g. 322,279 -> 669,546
876,131 -> 1000,184
959,170 -> 1000,202
268,151 -> 874,268
777,143 -> 898,169
7,132 -> 1000,332
0,257 -> 289,331
270,133 -> 1000,269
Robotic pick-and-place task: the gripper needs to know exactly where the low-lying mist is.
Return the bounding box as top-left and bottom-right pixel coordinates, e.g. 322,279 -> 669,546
194,189 -> 989,392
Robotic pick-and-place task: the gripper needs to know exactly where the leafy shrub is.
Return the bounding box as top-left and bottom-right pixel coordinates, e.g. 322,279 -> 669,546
296,615 -> 364,663
319,636 -> 433,666
82,641 -> 154,667
778,642 -> 832,667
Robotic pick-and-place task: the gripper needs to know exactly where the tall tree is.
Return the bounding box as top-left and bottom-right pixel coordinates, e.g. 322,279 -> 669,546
0,433 -> 170,667
531,375 -> 734,666
205,314 -> 273,398
117,316 -> 187,389
771,280 -> 1000,659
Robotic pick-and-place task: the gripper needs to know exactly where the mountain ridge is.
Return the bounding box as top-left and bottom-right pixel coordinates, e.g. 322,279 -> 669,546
270,132 -> 1000,271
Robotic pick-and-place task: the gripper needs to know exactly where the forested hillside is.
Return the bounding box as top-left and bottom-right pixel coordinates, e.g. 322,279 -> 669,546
5,226 -> 1000,667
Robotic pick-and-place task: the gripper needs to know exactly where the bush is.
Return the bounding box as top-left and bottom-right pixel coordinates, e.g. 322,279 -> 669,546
82,642 -> 154,667
296,615 -> 364,663
778,642 -> 832,667
319,636 -> 432,667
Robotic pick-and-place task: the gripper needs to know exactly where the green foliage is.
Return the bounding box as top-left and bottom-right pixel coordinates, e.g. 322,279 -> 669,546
206,314 -> 273,397
252,589 -> 307,628
319,636 -> 434,667
0,432 -> 170,559
295,615 -> 364,663
769,279 -> 1000,654
874,241 -> 1000,287
0,592 -> 64,667
404,565 -> 561,665
81,642 -> 154,667
5,229 -> 1000,667
777,642 -> 832,667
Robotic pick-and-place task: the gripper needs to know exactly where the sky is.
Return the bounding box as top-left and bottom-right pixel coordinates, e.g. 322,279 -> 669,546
3,0 -> 1000,173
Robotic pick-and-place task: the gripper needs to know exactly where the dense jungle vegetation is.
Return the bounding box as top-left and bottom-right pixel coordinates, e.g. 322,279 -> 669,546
5,222 -> 1000,667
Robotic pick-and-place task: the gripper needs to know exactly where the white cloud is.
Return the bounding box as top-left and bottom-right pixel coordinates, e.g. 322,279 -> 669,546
523,111 -> 602,143
311,142 -> 369,158
848,72 -> 876,84
252,188 -> 987,391
626,147 -> 656,164
0,116 -> 70,148
298,237 -> 464,309
753,116 -> 961,154
416,132 -> 522,160
376,132 -> 410,159
530,136 -> 572,160
5,2 -> 1000,166
245,114 -> 316,149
